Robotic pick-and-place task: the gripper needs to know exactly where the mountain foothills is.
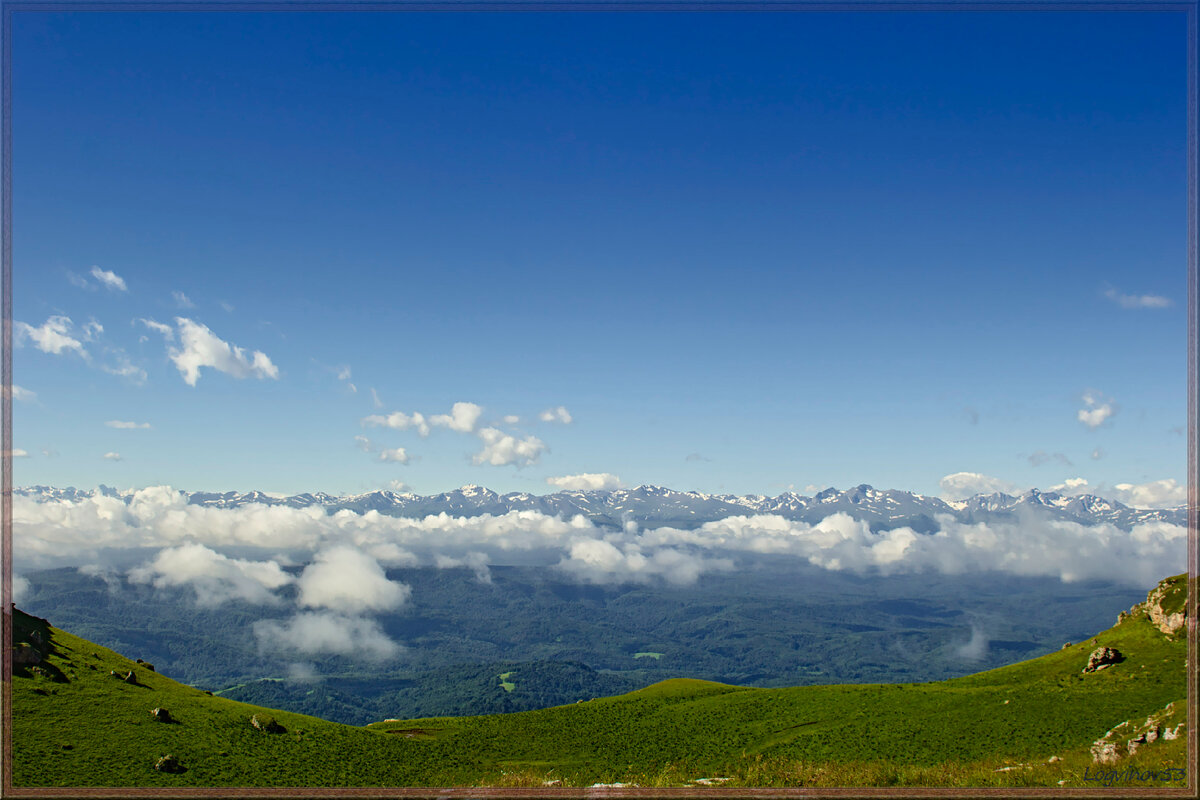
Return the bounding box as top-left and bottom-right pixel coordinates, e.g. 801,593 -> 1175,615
9,574 -> 1189,788
15,482 -> 1184,531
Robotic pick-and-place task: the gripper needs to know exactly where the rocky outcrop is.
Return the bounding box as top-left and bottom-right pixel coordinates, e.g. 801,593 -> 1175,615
1082,647 -> 1123,673
1123,574 -> 1187,636
251,714 -> 286,734
1091,702 -> 1185,763
154,754 -> 183,773
12,643 -> 42,666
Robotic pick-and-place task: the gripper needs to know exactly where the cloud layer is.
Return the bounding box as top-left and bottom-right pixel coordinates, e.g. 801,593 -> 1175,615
13,488 -> 1185,591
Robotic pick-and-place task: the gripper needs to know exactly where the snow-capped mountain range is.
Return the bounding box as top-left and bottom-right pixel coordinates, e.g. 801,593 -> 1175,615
16,483 -> 1185,532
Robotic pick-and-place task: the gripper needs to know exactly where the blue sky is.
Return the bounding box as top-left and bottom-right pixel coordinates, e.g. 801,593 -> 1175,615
8,10 -> 1188,501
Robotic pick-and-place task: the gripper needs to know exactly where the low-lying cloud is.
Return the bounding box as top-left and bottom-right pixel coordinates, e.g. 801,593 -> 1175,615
295,546 -> 411,614
128,543 -> 293,606
253,612 -> 401,661
13,489 -> 1185,590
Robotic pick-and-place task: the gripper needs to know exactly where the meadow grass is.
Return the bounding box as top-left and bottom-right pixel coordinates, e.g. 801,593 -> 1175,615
10,589 -> 1189,788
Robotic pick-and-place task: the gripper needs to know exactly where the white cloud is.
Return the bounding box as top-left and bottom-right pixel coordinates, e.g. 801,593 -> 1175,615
370,388 -> 384,409
11,489 -> 1185,589
101,353 -> 147,384
128,543 -> 293,606
253,612 -> 400,661
539,406 -> 573,424
556,539 -> 731,586
546,473 -> 623,491
433,551 -> 492,584
67,271 -> 93,290
15,316 -> 87,357
354,435 -> 374,452
1091,447 -> 1106,461
103,452 -> 122,461
378,447 -> 409,464
295,546 -> 411,614
172,290 -> 195,308
169,318 -> 279,386
362,411 -> 430,437
13,574 -> 31,604
1048,477 -> 1090,493
1078,390 -> 1116,429
336,366 -> 352,381
220,301 -> 235,313
386,480 -> 412,494
473,427 -> 546,466
81,320 -> 104,341
91,266 -> 127,292
1104,288 -> 1171,309
430,401 -> 483,434
1109,479 -> 1186,509
106,420 -> 151,430
9,385 -> 36,402
139,318 -> 175,341
8,448 -> 29,458
954,624 -> 989,662
938,472 -> 1024,500
503,415 -> 520,425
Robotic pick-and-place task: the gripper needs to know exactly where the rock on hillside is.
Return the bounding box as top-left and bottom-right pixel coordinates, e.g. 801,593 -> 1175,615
1122,573 -> 1188,636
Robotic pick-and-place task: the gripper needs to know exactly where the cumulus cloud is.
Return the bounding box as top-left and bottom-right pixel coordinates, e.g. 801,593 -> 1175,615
106,420 -> 151,430
169,318 -> 279,386
295,546 -> 411,614
430,402 -> 483,434
103,452 -> 122,461
1109,479 -> 1187,509
503,415 -> 520,425
473,428 -> 546,467
546,473 -> 623,491
8,448 -> 29,458
539,406 -> 573,424
378,447 -> 409,464
15,316 -> 87,357
1078,391 -> 1117,429
9,385 -> 36,402
354,435 -> 374,452
128,543 -> 293,606
938,472 -> 1025,500
91,266 -> 127,291
1048,477 -> 1090,494
13,575 -> 30,604
362,411 -> 430,437
172,290 -> 195,309
1104,287 -> 1171,309
253,612 -> 400,661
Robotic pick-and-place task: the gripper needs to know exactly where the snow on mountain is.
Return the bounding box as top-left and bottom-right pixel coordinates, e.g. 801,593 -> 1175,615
14,482 -> 1185,532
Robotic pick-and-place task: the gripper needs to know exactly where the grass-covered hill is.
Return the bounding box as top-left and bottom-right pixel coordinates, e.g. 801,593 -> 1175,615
8,574 -> 1189,789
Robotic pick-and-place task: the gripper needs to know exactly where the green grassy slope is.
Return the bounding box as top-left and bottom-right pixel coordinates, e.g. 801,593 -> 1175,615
9,575 -> 1189,788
